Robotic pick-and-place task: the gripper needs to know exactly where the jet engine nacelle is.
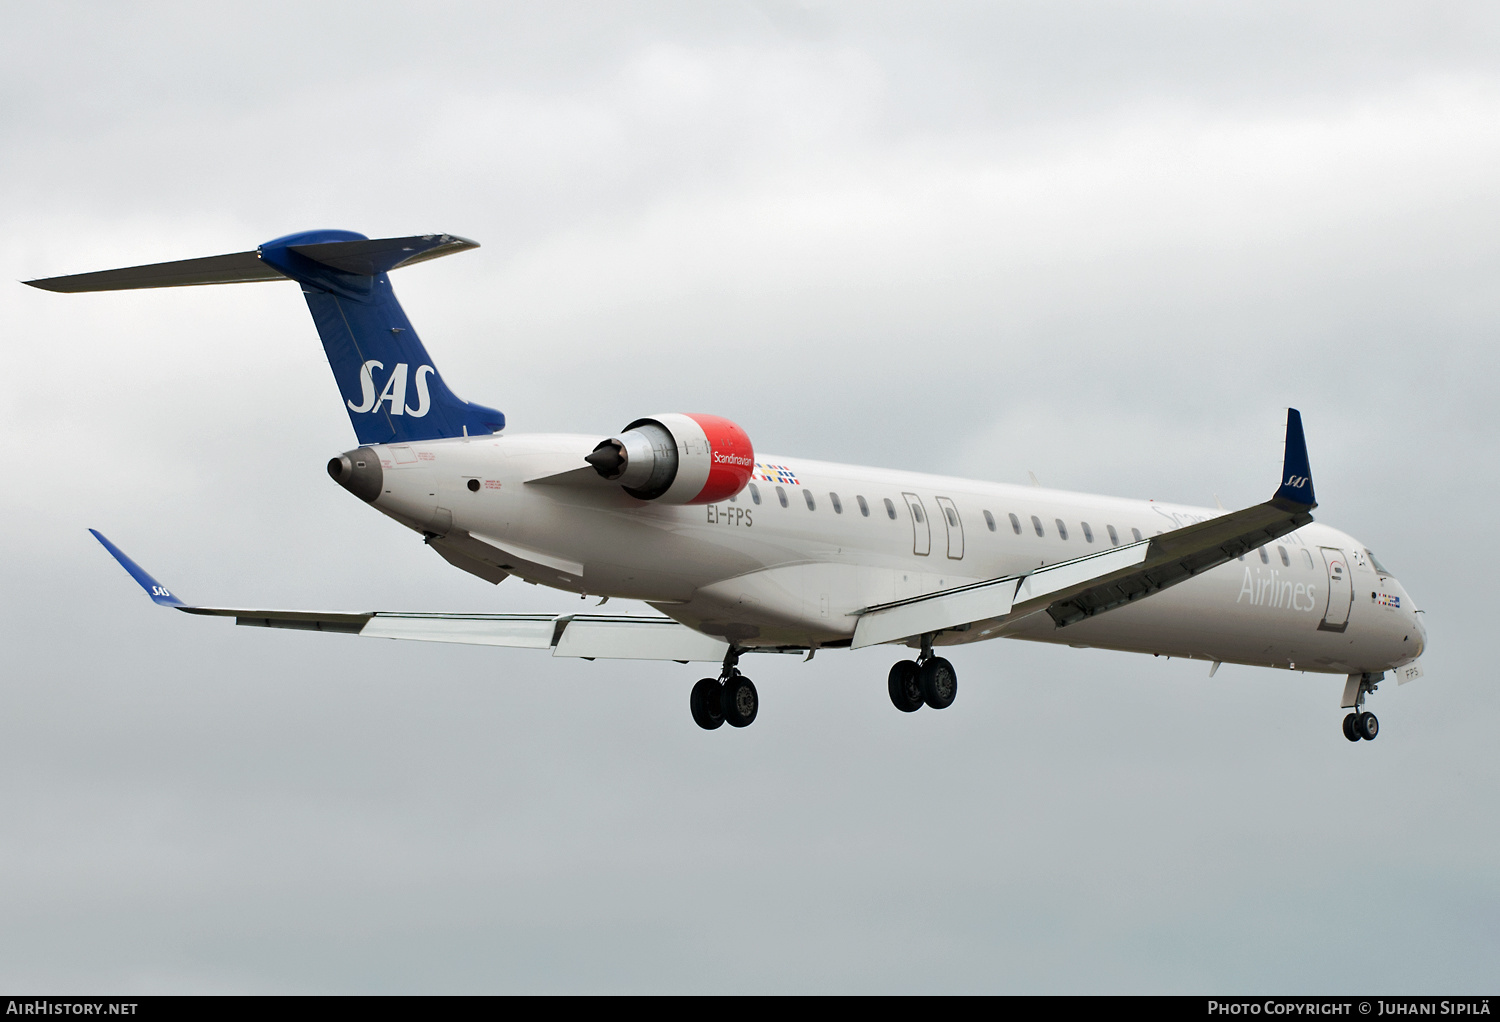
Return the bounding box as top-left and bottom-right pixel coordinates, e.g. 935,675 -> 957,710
586,412 -> 754,504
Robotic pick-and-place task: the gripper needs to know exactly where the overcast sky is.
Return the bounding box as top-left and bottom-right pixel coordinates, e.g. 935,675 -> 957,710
2,1 -> 1497,993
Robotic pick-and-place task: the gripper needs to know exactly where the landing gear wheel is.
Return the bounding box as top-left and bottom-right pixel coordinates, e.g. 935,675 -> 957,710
690,678 -> 725,730
919,657 -> 957,710
888,660 -> 924,712
723,674 -> 758,728
1342,712 -> 1361,743
1355,711 -> 1379,741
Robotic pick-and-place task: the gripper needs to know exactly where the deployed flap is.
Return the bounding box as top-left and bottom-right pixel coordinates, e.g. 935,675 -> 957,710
361,613 -> 558,647
852,409 -> 1319,646
553,616 -> 730,661
184,607 -> 371,633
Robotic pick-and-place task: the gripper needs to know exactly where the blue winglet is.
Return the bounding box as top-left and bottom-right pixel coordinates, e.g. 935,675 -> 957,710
1274,408 -> 1317,508
89,530 -> 185,607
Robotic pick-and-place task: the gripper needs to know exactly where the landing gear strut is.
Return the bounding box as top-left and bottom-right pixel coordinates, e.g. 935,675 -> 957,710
690,647 -> 759,731
1341,672 -> 1381,742
887,634 -> 957,713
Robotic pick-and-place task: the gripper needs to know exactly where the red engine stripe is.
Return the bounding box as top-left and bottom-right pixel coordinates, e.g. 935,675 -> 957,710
685,412 -> 754,504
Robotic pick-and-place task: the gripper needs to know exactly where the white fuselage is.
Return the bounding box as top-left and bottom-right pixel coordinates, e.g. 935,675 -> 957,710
359,432 -> 1425,676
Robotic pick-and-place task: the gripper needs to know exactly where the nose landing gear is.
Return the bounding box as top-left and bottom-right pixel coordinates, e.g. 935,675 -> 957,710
1340,671 -> 1383,742
690,647 -> 759,731
1342,711 -> 1379,742
887,634 -> 957,713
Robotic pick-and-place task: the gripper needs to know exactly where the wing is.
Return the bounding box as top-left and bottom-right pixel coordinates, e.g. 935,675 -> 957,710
89,530 -> 729,663
852,409 -> 1320,649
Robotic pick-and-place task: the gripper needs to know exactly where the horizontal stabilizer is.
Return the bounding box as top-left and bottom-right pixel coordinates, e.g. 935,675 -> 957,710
24,233 -> 477,293
27,251 -> 284,292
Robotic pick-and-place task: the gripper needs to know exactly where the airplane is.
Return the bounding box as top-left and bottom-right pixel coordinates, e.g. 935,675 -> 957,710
27,230 -> 1427,740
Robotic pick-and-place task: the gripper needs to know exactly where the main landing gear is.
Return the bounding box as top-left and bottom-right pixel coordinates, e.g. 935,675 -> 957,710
888,635 -> 957,713
690,648 -> 758,731
1341,671 -> 1382,742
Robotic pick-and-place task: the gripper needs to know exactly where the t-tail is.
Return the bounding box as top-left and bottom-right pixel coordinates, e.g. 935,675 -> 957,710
25,230 -> 504,444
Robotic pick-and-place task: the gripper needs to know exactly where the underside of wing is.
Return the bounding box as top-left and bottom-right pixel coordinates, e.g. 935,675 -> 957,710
180,606 -> 730,661
89,530 -> 730,663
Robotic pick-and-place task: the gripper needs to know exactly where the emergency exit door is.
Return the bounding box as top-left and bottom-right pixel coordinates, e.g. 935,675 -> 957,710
902,493 -> 931,556
934,496 -> 964,559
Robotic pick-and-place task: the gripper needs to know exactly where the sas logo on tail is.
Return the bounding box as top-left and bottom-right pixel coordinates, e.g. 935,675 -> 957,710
347,360 -> 436,417
1284,474 -> 1309,489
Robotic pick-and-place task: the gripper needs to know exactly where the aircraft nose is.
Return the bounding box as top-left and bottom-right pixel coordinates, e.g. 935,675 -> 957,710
327,447 -> 383,502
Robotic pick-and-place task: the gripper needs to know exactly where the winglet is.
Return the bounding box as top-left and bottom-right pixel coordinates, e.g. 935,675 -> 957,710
89,530 -> 185,607
1273,408 -> 1317,509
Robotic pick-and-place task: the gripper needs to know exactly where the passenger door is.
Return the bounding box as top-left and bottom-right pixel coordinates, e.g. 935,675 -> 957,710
1318,547 -> 1353,632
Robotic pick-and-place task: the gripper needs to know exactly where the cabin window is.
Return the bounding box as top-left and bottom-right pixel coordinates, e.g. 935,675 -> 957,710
857,495 -> 870,517
1131,528 -> 1143,542
1009,513 -> 1022,535
728,493 -> 737,503
1301,549 -> 1314,569
884,498 -> 897,520
803,489 -> 816,511
1081,522 -> 1094,543
983,510 -> 996,532
748,483 -> 761,505
1055,519 -> 1069,540
1031,515 -> 1045,537
912,504 -> 925,523
1278,546 -> 1290,567
1106,524 -> 1119,546
1259,547 -> 1270,564
776,486 -> 788,508
830,492 -> 843,514
945,507 -> 959,527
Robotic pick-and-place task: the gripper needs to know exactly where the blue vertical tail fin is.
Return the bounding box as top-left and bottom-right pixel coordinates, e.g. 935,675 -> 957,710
25,229 -> 505,444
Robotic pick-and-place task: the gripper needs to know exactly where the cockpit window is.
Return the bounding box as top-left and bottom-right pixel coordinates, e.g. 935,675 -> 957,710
1366,549 -> 1392,575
